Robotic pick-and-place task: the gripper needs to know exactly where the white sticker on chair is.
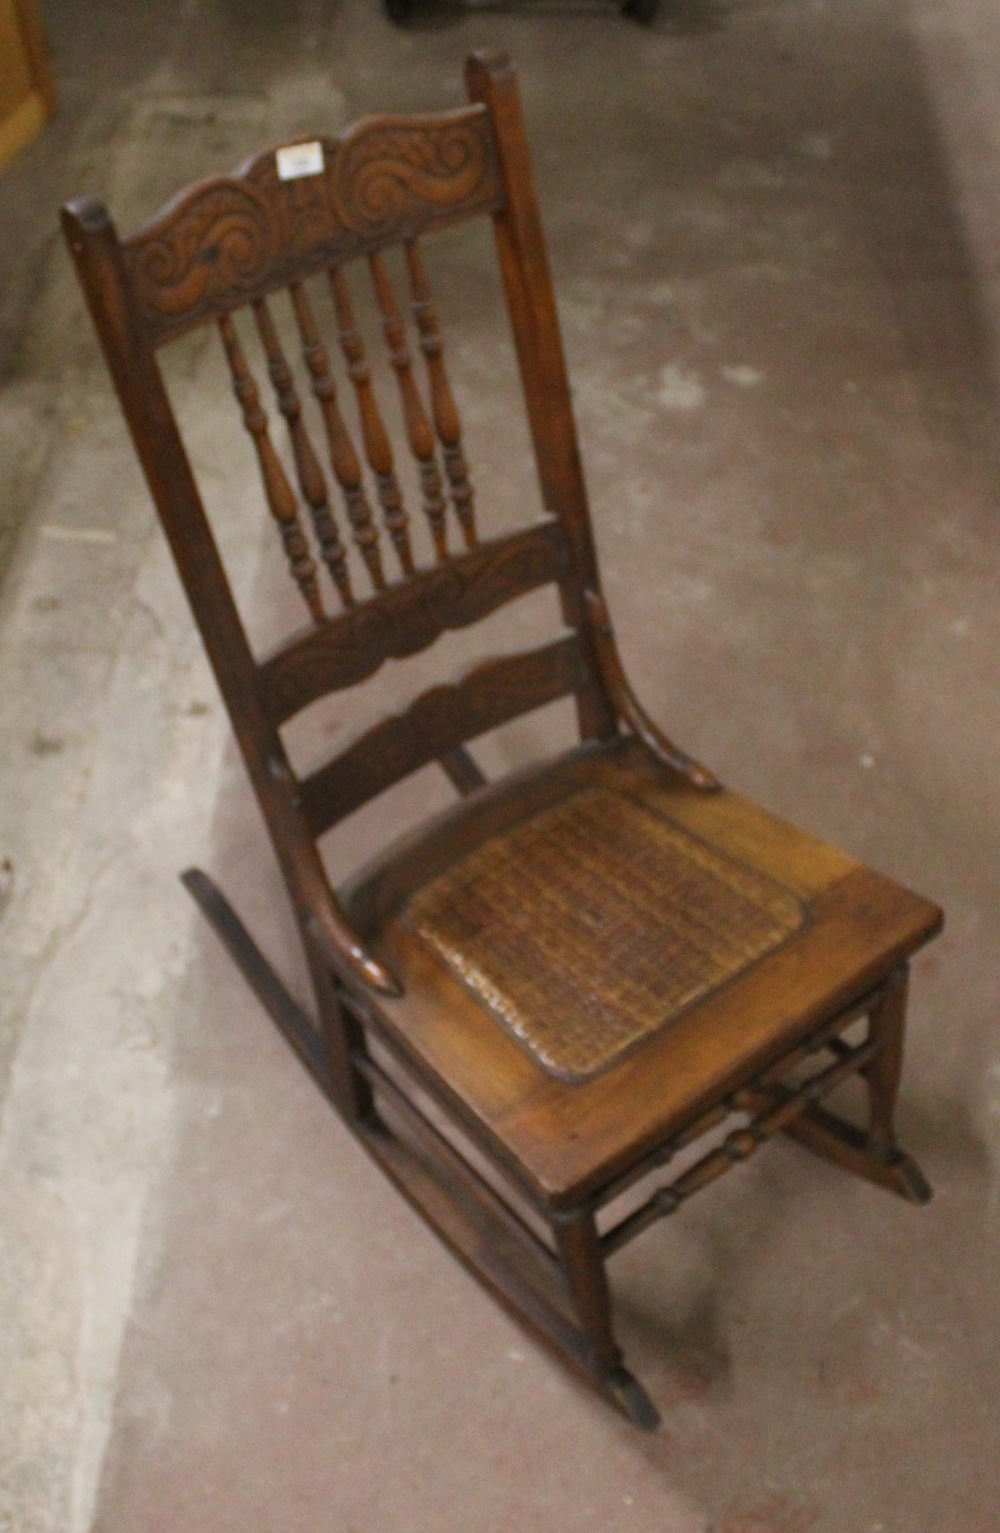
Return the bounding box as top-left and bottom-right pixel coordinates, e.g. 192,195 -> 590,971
276,141 -> 324,180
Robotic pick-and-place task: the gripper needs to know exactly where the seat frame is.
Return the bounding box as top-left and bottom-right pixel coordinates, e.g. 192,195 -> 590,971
63,50 -> 940,1429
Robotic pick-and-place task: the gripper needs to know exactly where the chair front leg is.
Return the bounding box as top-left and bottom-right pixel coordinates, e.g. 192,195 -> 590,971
304,942 -> 377,1125
781,964 -> 931,1204
863,964 -> 910,1160
552,1205 -> 621,1375
551,1204 -> 660,1429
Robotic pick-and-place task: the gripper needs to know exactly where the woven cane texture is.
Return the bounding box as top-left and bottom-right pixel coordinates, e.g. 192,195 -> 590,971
405,785 -> 806,1080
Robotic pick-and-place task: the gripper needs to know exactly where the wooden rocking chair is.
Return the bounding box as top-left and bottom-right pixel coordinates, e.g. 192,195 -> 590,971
63,50 -> 941,1428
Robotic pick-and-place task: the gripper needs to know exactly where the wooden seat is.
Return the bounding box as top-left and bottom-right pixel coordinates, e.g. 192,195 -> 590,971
345,735 -> 938,1210
63,49 -> 941,1429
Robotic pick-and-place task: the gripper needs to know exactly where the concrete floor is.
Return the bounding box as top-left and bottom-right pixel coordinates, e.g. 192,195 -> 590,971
1,0 -> 999,1528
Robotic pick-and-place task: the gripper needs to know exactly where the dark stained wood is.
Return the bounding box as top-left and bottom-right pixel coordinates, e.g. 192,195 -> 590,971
354,1109 -> 658,1426
405,239 -> 477,547
121,106 -> 504,345
288,279 -> 385,594
252,295 -> 354,608
300,635 -> 586,834
257,518 -> 570,724
601,1025 -> 880,1256
552,1206 -> 623,1374
61,198 -> 398,1007
63,49 -> 942,1431
437,745 -> 487,796
863,963 -> 910,1154
589,979 -> 882,1210
465,53 -> 621,744
329,264 -> 414,576
347,739 -> 942,1205
369,250 -> 450,561
218,310 -> 325,622
181,867 -> 330,1088
777,1098 -> 933,1203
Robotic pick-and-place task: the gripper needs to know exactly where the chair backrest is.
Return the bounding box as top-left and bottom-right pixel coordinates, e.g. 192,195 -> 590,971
62,51 -> 626,988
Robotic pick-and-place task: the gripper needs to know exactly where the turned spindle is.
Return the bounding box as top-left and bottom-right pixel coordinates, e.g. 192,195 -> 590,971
218,311 -> 324,623
328,265 -> 415,578
252,296 -> 354,609
405,239 -> 477,548
369,251 -> 449,562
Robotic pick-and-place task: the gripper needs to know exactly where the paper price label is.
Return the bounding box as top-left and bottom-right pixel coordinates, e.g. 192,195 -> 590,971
276,141 -> 324,181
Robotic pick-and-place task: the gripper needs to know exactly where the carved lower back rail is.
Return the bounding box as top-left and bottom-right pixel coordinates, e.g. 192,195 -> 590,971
600,1022 -> 879,1258
256,518 -> 569,724
299,634 -> 585,835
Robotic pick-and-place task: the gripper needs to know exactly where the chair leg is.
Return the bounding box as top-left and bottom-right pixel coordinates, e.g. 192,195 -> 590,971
864,965 -> 910,1154
861,964 -> 932,1201
778,967 -> 931,1204
181,869 -> 660,1421
303,943 -> 376,1125
552,1206 -> 660,1430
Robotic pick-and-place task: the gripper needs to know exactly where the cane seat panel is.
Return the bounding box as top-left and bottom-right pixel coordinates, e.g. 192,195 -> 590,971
346,739 -> 939,1203
405,783 -> 807,1080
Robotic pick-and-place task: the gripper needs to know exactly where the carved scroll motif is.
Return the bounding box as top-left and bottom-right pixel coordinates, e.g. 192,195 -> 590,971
128,182 -> 277,331
258,519 -> 570,724
122,110 -> 501,342
332,117 -> 495,241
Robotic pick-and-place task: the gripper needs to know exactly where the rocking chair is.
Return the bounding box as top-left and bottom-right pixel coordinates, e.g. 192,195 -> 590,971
63,50 -> 941,1428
